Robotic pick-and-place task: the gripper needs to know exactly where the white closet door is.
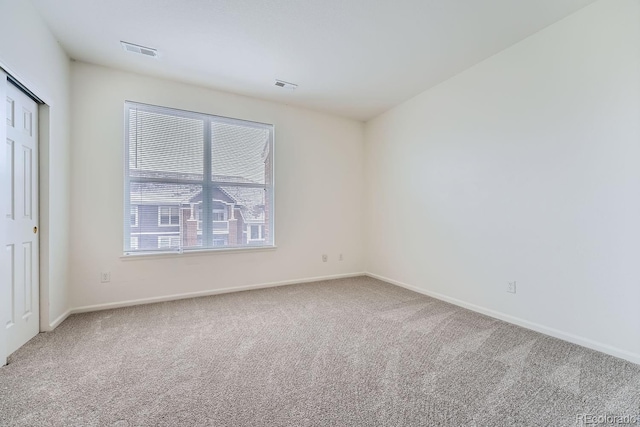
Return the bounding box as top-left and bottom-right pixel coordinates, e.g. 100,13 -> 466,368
3,78 -> 39,357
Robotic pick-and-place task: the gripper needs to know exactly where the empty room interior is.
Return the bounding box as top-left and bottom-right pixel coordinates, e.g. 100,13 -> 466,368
1,0 -> 640,425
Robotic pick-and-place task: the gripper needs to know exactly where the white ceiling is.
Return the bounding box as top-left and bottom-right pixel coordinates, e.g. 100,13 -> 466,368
32,0 -> 595,121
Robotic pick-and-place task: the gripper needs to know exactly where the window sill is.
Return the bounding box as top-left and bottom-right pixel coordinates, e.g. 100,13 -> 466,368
120,245 -> 277,261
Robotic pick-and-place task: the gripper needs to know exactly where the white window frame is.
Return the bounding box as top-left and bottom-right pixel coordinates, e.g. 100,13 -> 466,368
247,224 -> 265,242
123,102 -> 275,255
211,208 -> 227,221
158,205 -> 180,227
130,236 -> 139,250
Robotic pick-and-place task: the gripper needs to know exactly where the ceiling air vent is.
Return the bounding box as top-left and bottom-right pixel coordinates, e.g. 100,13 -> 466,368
121,41 -> 158,58
274,80 -> 297,90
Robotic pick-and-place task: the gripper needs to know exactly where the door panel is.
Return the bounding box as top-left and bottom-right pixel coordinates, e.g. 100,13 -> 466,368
6,96 -> 14,127
5,138 -> 13,219
4,80 -> 39,356
5,244 -> 14,328
22,145 -> 32,219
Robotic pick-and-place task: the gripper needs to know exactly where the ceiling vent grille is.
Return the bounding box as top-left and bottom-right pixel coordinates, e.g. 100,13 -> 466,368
121,41 -> 158,58
274,80 -> 297,90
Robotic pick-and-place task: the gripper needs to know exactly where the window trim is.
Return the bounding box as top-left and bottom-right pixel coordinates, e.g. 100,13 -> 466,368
158,205 -> 180,227
123,101 -> 275,255
211,208 -> 227,221
247,224 -> 266,242
121,244 -> 278,260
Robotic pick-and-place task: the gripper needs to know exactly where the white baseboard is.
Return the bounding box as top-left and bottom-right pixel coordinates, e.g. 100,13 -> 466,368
45,270 -> 639,365
70,272 -> 366,315
366,272 -> 640,365
47,309 -> 71,331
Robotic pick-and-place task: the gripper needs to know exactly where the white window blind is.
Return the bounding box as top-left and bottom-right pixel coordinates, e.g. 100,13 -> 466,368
124,102 -> 274,254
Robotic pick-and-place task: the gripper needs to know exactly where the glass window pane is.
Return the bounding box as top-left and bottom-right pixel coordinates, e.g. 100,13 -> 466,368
131,206 -> 138,226
128,182 -> 203,251
211,121 -> 271,185
125,102 -> 274,254
129,108 -> 204,178
208,185 -> 268,247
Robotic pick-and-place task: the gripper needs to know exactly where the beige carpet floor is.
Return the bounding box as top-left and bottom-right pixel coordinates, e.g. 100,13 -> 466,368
1,276 -> 639,426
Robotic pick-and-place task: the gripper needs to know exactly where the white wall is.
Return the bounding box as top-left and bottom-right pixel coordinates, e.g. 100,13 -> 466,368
364,0 -> 640,363
0,0 -> 71,330
69,62 -> 364,308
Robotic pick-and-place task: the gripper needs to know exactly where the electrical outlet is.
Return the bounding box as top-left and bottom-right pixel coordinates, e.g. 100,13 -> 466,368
322,254 -> 328,262
507,281 -> 516,294
101,272 -> 111,283
339,253 -> 344,261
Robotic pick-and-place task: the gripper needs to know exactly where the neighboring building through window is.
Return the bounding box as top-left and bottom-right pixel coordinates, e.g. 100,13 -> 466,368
124,102 -> 274,254
158,206 -> 180,226
213,237 -> 227,246
212,208 -> 226,221
131,206 -> 138,227
158,236 -> 181,249
248,224 -> 265,242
